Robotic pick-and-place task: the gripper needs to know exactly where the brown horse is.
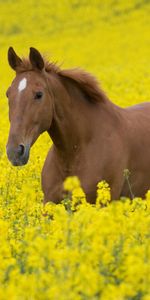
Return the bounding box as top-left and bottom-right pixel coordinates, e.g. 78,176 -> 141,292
6,47 -> 150,203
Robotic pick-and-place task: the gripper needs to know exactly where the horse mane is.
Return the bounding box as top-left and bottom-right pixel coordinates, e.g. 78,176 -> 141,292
58,68 -> 107,103
17,57 -> 107,103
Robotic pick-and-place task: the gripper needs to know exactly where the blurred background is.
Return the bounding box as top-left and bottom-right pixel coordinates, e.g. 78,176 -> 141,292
1,0 -> 150,105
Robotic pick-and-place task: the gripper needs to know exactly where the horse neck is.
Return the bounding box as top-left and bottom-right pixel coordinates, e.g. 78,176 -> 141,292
47,73 -> 97,155
47,72 -> 122,158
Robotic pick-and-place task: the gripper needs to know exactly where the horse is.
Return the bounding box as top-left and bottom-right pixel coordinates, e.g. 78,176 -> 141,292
6,47 -> 150,203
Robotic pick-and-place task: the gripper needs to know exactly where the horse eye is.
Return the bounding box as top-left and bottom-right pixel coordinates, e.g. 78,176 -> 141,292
34,91 -> 43,100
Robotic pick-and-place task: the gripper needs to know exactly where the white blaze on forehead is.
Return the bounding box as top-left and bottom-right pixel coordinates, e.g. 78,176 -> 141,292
18,78 -> 27,92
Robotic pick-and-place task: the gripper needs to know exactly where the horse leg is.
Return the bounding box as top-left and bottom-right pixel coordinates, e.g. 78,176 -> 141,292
42,148 -> 64,204
43,183 -> 63,204
109,173 -> 127,200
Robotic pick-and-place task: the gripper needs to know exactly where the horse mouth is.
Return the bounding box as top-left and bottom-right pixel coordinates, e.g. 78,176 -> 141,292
11,156 -> 29,166
7,144 -> 30,166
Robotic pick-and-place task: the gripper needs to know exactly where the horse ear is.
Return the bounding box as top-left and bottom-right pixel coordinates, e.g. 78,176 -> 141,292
29,47 -> 44,71
8,47 -> 22,71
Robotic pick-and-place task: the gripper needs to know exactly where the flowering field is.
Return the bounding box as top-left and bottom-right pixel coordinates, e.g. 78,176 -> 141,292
1,0 -> 150,299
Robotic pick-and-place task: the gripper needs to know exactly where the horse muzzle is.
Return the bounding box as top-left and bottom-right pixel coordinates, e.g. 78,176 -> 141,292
6,144 -> 30,166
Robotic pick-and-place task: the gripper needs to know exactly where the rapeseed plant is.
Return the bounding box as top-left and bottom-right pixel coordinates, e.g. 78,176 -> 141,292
0,1 -> 150,299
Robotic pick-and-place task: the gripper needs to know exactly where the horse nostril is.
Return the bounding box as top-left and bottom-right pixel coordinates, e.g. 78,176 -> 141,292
17,144 -> 25,157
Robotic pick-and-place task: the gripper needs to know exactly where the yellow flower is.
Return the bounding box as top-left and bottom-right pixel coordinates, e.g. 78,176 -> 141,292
96,180 -> 111,206
72,186 -> 87,210
0,2 -> 150,298
63,176 -> 81,192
